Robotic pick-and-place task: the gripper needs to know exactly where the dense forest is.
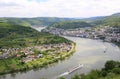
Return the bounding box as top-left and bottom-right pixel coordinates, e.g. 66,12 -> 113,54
0,22 -> 71,48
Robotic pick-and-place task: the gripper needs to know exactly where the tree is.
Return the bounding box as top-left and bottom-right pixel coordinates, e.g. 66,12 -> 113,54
112,68 -> 120,74
59,77 -> 66,79
80,73 -> 85,79
105,60 -> 116,71
100,70 -> 107,77
71,74 -> 80,79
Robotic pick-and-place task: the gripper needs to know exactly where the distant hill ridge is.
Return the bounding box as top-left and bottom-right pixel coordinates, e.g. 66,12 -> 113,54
0,17 -> 79,27
1,12 -> 120,28
90,12 -> 120,27
111,12 -> 120,16
49,21 -> 93,29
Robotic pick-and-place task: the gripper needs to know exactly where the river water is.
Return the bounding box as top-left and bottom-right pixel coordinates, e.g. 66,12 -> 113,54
0,27 -> 120,79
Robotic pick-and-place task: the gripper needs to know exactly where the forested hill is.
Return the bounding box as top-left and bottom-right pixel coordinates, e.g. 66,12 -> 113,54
50,21 -> 93,29
1,12 -> 120,28
0,17 -> 79,26
0,22 -> 71,48
91,13 -> 120,27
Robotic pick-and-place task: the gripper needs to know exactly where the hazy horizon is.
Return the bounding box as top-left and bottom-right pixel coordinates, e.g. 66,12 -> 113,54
0,0 -> 120,18
0,15 -> 108,18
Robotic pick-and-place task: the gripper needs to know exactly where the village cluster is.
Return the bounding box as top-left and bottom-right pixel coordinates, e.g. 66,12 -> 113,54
43,26 -> 120,43
0,43 -> 72,63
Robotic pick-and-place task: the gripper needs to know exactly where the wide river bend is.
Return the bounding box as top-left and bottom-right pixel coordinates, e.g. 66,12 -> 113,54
0,27 -> 120,79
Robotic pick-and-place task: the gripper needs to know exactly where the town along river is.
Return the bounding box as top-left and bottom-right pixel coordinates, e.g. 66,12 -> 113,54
0,27 -> 120,79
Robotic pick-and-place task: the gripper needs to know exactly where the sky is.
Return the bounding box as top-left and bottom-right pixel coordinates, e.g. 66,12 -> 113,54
0,0 -> 120,18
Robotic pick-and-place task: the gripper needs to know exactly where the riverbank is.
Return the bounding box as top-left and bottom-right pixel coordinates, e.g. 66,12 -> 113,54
0,42 -> 76,75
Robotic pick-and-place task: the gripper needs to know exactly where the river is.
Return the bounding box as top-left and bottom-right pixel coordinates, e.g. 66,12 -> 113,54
0,27 -> 120,79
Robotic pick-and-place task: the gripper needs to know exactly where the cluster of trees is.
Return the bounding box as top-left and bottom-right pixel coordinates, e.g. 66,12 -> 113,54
50,21 -> 93,29
60,60 -> 120,79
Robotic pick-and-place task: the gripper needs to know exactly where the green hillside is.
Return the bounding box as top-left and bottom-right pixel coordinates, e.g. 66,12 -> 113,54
0,22 -> 70,48
1,13 -> 120,28
0,17 -> 79,27
0,22 -> 74,74
91,13 -> 120,27
50,21 -> 92,29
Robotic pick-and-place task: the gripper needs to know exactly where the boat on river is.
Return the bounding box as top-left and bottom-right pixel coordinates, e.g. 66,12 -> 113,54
68,64 -> 84,74
58,64 -> 83,78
